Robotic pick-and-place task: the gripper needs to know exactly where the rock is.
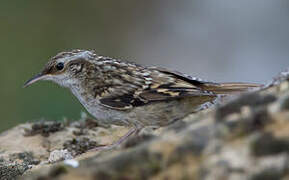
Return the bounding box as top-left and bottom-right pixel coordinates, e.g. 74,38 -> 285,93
24,120 -> 65,137
48,150 -> 73,163
1,69 -> 289,179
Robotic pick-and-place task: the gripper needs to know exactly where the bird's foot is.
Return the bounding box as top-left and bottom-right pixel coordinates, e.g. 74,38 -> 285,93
90,127 -> 138,151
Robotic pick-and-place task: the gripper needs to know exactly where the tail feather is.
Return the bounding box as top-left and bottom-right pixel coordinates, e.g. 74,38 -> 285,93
201,82 -> 262,94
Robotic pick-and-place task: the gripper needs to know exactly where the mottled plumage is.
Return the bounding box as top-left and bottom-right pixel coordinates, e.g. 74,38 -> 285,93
24,50 -> 261,148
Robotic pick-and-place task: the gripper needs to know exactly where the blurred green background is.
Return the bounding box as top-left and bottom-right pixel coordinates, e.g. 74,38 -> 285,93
1,0 -> 289,132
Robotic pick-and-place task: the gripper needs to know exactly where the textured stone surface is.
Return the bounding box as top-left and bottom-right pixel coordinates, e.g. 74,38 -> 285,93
0,70 -> 289,179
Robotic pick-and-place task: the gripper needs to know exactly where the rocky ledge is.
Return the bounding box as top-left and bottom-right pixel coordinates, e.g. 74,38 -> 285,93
1,70 -> 289,180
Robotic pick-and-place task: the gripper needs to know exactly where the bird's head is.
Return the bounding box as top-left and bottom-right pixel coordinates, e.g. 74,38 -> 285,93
24,49 -> 95,88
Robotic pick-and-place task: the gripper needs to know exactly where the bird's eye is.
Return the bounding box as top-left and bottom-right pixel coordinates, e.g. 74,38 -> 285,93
56,62 -> 64,71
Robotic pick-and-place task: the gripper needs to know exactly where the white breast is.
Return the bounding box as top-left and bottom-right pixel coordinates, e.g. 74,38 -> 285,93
69,85 -> 130,126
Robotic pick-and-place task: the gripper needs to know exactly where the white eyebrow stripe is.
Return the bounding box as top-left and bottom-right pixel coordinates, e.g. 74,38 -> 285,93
60,51 -> 93,63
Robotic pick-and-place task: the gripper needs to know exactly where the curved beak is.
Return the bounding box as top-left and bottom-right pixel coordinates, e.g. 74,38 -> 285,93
23,73 -> 47,88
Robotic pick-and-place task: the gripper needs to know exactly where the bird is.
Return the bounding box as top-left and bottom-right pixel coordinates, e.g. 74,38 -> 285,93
24,49 -> 261,149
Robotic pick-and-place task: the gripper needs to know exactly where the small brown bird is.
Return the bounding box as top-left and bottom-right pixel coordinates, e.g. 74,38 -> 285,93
24,50 -> 261,149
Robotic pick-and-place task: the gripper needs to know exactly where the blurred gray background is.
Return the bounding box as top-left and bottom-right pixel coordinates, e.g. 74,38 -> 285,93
0,0 -> 289,132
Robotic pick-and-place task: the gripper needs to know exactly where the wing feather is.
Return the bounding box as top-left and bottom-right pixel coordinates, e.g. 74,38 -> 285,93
98,66 -> 216,110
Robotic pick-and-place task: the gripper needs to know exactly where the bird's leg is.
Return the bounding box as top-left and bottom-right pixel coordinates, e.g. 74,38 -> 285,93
91,127 -> 139,151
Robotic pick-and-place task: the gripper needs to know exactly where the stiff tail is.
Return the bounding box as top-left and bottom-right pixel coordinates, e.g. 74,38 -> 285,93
201,82 -> 262,95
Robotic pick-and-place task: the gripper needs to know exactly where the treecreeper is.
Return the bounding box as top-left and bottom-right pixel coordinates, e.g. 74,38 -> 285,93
24,49 -> 261,149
